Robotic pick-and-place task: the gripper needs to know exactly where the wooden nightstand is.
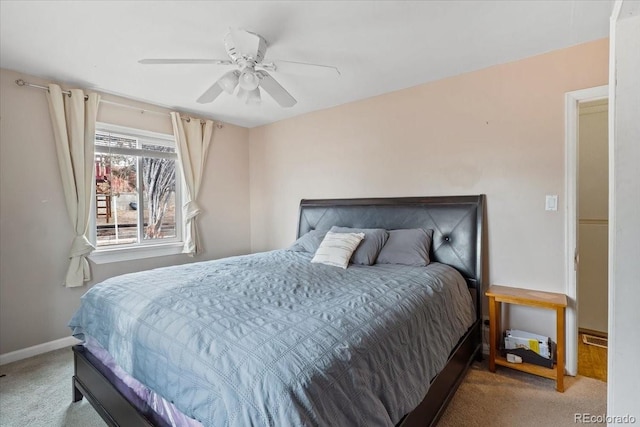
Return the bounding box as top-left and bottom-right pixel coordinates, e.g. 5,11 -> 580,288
486,285 -> 567,392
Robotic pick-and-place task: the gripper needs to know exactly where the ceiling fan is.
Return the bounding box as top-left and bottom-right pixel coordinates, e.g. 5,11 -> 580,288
139,28 -> 340,108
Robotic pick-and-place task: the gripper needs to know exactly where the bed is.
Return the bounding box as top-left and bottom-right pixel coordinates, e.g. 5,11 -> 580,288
70,195 -> 485,427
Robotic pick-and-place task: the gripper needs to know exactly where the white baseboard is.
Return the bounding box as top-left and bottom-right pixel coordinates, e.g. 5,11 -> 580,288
0,336 -> 80,366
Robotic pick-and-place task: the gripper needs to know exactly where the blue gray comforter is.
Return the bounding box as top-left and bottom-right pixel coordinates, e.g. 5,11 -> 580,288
69,250 -> 475,427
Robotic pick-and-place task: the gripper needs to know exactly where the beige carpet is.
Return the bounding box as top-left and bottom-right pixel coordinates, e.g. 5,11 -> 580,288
0,347 -> 104,427
0,347 -> 606,426
438,361 -> 607,426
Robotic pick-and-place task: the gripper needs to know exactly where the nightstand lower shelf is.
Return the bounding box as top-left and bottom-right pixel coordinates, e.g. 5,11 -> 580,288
494,355 -> 558,380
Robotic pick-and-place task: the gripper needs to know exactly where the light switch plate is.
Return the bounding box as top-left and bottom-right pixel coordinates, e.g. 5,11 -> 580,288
545,195 -> 558,211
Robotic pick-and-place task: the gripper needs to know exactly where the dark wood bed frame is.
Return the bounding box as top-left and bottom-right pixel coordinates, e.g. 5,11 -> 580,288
72,195 -> 485,427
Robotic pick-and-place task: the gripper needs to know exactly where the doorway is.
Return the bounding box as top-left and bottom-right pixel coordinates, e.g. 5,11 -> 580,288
564,85 -> 608,378
576,99 -> 608,382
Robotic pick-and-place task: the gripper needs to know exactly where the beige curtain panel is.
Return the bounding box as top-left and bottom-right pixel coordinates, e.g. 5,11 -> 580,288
46,84 -> 100,287
170,112 -> 214,256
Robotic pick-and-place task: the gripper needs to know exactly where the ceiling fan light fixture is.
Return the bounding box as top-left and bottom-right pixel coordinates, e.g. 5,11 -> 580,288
245,88 -> 261,105
237,87 -> 261,105
238,67 -> 260,91
218,70 -> 240,94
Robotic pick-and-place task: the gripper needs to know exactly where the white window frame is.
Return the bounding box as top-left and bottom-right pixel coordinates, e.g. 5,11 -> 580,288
89,123 -> 185,264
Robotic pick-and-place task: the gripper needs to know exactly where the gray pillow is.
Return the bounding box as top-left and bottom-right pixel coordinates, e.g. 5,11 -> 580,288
330,226 -> 389,265
376,228 -> 434,266
286,229 -> 328,253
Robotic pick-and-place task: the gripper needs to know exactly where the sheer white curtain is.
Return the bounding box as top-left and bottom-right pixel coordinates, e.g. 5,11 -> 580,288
170,112 -> 214,255
46,84 -> 100,287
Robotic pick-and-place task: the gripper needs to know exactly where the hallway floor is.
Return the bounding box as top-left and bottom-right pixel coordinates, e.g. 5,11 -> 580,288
578,332 -> 607,382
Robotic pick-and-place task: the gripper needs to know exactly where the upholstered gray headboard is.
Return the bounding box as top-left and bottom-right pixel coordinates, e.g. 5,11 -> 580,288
297,195 -> 485,292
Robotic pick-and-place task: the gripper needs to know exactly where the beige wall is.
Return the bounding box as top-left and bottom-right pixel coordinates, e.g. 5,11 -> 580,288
249,39 -> 609,339
0,68 -> 251,354
577,102 -> 608,333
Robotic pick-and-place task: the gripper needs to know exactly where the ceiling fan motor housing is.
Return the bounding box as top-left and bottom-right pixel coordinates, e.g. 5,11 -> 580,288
224,30 -> 267,65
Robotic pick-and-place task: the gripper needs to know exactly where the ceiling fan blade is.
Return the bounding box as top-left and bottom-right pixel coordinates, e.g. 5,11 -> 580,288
139,59 -> 233,65
256,70 -> 297,108
196,81 -> 224,104
266,60 -> 340,77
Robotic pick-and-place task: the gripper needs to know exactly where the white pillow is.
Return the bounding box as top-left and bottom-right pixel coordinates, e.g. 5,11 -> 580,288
311,231 -> 365,269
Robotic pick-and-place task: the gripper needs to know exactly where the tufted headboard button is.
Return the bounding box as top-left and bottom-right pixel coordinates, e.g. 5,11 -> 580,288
443,236 -> 451,242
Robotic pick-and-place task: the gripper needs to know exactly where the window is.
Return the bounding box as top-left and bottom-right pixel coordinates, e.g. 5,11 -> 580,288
90,123 -> 183,263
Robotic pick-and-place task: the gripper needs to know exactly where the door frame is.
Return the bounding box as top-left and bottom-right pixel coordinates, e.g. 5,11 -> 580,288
564,85 -> 608,376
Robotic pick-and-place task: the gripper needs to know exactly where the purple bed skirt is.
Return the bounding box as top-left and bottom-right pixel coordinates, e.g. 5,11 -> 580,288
84,336 -> 202,427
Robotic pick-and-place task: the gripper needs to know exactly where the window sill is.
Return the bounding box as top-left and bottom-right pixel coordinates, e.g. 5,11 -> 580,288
89,242 -> 185,264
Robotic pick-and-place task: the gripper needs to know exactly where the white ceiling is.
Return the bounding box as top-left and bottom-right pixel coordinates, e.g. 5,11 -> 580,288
0,1 -> 613,128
